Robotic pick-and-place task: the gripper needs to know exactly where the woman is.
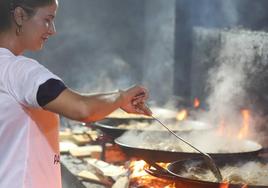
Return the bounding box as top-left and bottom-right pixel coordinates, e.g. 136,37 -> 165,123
0,0 -> 151,187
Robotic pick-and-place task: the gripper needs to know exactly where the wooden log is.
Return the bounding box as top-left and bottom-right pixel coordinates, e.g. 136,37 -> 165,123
60,141 -> 78,154
77,170 -> 113,186
70,145 -> 102,158
71,134 -> 91,145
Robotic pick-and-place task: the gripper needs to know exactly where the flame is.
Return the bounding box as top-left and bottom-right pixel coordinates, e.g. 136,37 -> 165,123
193,97 -> 200,108
164,184 -> 176,188
176,109 -> 188,121
219,181 -> 229,188
156,162 -> 170,168
238,109 -> 250,139
129,160 -> 175,188
219,181 -> 248,188
216,119 -> 234,138
129,160 -> 147,178
217,119 -> 225,136
217,110 -> 251,139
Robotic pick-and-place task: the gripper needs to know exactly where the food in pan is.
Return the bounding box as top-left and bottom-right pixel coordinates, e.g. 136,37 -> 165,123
117,120 -> 210,132
180,160 -> 268,185
118,130 -> 262,153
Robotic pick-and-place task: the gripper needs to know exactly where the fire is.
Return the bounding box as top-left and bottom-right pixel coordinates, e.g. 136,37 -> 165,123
129,160 -> 175,188
238,109 -> 250,139
217,119 -> 233,137
217,119 -> 225,136
164,185 -> 176,188
219,181 -> 229,188
176,109 -> 188,121
216,109 -> 251,139
157,162 -> 170,168
129,160 -> 148,177
219,181 -> 248,188
193,97 -> 200,108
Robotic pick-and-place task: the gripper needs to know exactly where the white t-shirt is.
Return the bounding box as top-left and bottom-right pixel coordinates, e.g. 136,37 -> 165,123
0,48 -> 62,188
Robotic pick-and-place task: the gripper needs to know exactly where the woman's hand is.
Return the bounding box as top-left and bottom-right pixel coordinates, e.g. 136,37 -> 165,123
120,85 -> 152,116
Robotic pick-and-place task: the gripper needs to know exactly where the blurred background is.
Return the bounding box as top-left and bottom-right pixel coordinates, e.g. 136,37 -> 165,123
27,0 -> 268,113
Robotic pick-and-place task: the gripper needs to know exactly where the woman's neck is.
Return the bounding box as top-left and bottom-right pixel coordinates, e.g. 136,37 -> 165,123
0,31 -> 24,56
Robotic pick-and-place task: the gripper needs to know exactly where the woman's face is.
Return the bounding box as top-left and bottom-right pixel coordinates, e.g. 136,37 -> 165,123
20,1 -> 58,51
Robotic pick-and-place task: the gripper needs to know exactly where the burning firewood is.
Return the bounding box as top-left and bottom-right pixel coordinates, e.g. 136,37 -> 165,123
85,158 -> 128,179
77,158 -> 130,187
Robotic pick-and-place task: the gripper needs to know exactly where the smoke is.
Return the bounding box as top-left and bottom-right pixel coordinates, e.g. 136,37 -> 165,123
27,0 -> 148,93
118,28 -> 268,154
204,30 -> 252,126
141,0 -> 175,104
193,28 -> 268,145
24,0 -> 268,146
26,0 -> 175,103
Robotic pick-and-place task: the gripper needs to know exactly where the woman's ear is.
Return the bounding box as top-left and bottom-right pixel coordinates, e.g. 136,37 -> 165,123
13,7 -> 27,26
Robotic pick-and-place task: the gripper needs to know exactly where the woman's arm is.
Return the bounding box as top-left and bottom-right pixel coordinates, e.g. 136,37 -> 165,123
43,85 -> 151,122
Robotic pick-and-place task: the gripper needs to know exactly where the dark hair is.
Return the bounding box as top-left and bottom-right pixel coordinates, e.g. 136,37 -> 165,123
0,0 -> 55,32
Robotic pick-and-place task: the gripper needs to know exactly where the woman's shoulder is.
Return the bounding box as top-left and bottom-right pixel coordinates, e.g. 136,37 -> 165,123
12,55 -> 47,70
0,54 -> 41,73
0,49 -> 39,66
16,55 -> 39,65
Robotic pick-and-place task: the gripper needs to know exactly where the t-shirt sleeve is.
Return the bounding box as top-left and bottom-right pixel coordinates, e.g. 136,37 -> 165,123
5,57 -> 64,108
37,78 -> 67,107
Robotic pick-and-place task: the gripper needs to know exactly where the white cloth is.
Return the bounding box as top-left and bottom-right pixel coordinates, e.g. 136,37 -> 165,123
0,48 -> 62,188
